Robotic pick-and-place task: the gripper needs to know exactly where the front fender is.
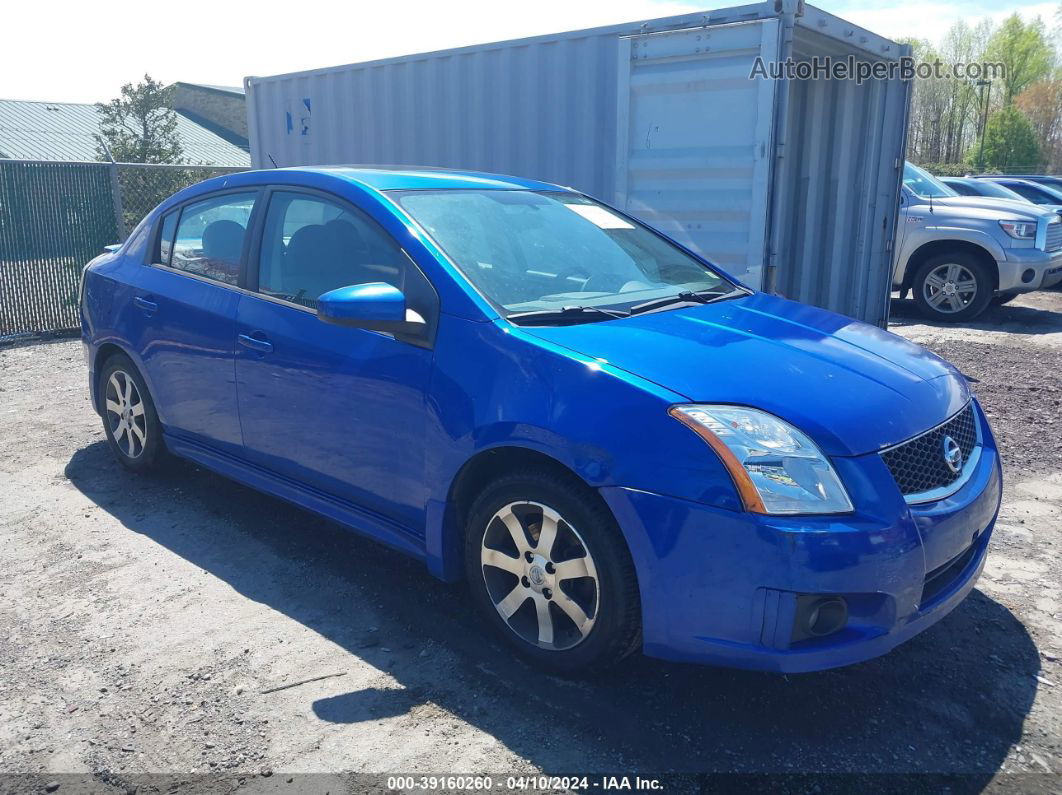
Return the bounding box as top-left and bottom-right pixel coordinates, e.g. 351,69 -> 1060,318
899,226 -> 1006,285
920,226 -> 1006,261
421,314 -> 745,580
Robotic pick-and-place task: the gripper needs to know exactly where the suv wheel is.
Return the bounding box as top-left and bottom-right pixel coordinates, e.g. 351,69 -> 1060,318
912,253 -> 993,322
98,354 -> 165,471
464,470 -> 640,674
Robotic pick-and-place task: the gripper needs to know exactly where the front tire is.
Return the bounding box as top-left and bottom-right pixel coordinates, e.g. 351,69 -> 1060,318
912,253 -> 993,322
464,470 -> 640,674
98,353 -> 165,472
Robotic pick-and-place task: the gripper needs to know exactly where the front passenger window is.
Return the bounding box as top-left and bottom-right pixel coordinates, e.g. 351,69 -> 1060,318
258,192 -> 410,308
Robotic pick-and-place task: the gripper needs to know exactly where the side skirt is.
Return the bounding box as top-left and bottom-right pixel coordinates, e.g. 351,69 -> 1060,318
163,433 -> 427,563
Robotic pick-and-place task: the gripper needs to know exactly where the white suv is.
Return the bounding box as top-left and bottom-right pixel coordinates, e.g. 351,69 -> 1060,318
894,162 -> 1062,321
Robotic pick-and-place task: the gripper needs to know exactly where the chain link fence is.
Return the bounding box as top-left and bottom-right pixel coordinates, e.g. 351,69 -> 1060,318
0,159 -> 246,338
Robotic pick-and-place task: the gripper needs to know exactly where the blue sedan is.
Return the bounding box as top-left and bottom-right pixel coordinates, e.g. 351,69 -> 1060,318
79,167 -> 1002,674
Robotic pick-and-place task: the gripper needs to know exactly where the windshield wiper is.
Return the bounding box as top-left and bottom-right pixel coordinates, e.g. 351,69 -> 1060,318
506,305 -> 631,326
628,287 -> 749,316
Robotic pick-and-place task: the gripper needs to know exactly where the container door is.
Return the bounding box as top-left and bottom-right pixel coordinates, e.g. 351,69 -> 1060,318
615,19 -> 780,289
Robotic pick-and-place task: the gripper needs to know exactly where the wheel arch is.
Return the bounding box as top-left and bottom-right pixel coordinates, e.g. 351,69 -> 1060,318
901,240 -> 1000,295
425,444 -> 623,583
91,342 -> 132,415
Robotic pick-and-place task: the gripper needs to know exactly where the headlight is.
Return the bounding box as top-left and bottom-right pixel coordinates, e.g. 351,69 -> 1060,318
999,220 -> 1037,239
669,405 -> 853,515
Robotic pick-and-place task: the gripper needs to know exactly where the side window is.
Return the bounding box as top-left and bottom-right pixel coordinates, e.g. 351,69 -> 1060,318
1008,183 -> 1050,204
156,211 -> 178,265
170,192 -> 256,284
258,192 -> 409,308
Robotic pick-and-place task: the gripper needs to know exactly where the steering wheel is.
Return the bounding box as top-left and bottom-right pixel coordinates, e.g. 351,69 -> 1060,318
554,268 -> 622,294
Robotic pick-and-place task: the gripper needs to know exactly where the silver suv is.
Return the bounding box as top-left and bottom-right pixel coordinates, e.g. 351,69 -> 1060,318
894,162 -> 1062,321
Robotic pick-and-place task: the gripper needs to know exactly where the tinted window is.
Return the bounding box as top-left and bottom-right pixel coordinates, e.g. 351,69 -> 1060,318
967,180 -> 1026,201
171,192 -> 256,284
1005,183 -> 1054,204
944,181 -> 976,196
258,192 -> 410,308
157,211 -> 178,265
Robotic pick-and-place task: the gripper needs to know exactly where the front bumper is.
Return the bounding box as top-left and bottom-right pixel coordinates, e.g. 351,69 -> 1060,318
601,404 -> 1002,673
999,247 -> 1062,292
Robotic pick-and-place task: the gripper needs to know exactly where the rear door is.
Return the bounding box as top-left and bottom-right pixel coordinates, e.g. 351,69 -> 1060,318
233,188 -> 438,530
124,190 -> 258,454
614,19 -> 779,288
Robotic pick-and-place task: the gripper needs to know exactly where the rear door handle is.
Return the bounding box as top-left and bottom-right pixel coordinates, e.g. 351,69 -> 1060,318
238,333 -> 273,354
133,296 -> 158,314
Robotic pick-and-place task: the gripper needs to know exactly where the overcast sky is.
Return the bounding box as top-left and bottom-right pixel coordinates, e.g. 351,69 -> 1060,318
1,0 -> 1056,104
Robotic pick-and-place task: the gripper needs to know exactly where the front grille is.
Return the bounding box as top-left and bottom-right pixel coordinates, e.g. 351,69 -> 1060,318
1046,221 -> 1062,253
880,404 -> 978,497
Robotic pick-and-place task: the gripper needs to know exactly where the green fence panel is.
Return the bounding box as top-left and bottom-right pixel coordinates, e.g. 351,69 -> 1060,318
0,160 -> 245,336
0,160 -> 118,335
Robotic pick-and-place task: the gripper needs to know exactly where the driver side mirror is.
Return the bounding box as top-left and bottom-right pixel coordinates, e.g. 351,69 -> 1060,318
317,282 -> 426,335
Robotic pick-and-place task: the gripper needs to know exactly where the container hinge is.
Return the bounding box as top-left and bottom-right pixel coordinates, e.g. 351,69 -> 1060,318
895,157 -> 902,169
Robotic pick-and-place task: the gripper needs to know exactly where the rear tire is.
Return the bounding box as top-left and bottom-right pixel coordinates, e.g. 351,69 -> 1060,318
98,353 -> 165,472
464,470 -> 641,675
912,252 -> 993,322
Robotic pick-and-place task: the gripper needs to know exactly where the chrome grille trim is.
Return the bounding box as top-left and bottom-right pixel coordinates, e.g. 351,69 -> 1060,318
1047,220 -> 1062,253
879,402 -> 982,504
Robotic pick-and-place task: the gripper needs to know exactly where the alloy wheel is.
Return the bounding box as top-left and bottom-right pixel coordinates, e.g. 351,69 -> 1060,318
923,262 -> 979,314
105,370 -> 147,458
480,501 -> 600,651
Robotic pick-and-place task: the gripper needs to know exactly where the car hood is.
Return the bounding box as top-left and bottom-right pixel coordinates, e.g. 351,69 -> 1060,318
933,195 -> 1055,218
523,293 -> 970,457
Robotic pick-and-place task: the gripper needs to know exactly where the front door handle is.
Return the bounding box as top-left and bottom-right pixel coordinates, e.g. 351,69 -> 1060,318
238,333 -> 273,354
133,295 -> 158,314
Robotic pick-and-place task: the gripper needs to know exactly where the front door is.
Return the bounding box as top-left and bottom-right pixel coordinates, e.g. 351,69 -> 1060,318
234,189 -> 438,531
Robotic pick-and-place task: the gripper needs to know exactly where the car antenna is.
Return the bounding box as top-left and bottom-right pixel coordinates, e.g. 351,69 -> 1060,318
268,153 -> 279,168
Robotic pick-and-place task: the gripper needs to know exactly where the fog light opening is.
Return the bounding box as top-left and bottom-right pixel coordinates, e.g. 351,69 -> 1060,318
791,594 -> 849,644
1021,269 -> 1036,284
806,597 -> 848,637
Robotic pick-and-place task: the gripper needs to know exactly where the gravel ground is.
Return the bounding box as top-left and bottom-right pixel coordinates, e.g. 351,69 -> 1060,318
1,292 -> 1061,792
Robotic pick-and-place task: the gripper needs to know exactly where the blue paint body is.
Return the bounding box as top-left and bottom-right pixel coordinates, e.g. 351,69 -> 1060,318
318,282 -> 407,325
80,167 -> 1002,672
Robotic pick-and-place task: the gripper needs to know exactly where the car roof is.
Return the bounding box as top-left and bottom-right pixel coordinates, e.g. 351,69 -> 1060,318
276,165 -> 568,192
157,165 -> 577,219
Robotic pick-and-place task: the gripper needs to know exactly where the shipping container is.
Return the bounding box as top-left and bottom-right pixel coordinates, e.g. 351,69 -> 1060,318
245,0 -> 911,326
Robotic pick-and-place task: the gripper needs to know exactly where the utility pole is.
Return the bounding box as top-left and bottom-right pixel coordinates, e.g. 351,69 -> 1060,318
976,79 -> 992,172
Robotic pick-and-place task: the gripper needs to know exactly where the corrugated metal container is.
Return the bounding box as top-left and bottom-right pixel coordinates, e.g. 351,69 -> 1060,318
245,0 -> 910,325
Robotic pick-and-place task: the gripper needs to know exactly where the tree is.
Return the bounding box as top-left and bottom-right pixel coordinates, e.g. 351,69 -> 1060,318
967,106 -> 1042,171
903,20 -> 995,166
95,75 -> 183,164
984,14 -> 1054,105
1016,80 -> 1062,171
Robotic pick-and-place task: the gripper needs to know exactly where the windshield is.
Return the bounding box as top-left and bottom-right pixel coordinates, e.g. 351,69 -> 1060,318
392,190 -> 731,318
904,162 -> 958,199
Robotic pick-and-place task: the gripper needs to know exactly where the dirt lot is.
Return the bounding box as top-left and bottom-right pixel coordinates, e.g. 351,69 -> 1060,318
1,292 -> 1061,792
